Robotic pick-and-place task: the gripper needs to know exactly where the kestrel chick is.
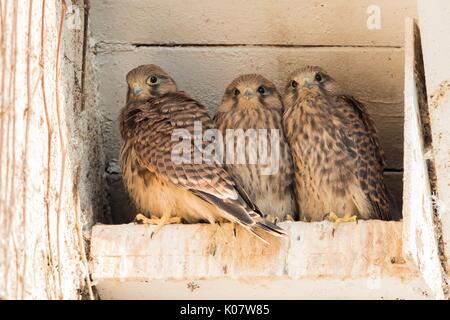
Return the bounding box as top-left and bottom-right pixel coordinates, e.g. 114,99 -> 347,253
214,74 -> 296,222
119,65 -> 287,240
282,66 -> 400,222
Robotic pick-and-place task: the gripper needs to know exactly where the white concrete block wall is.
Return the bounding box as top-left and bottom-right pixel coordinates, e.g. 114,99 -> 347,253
89,0 -> 417,221
95,46 -> 405,168
90,0 -> 415,46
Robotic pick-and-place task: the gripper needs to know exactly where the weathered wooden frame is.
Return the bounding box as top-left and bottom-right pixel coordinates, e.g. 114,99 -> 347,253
90,14 -> 449,300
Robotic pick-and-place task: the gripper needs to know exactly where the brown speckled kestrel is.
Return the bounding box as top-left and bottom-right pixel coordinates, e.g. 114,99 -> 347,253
282,66 -> 400,222
214,74 -> 296,222
119,65 -> 287,240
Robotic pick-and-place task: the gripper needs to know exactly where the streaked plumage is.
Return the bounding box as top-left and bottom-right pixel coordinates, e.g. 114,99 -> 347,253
119,65 -> 286,240
214,74 -> 296,221
282,66 -> 400,221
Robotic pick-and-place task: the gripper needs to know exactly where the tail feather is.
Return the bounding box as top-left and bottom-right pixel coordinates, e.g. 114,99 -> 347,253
387,190 -> 402,221
255,220 -> 287,237
190,189 -> 288,240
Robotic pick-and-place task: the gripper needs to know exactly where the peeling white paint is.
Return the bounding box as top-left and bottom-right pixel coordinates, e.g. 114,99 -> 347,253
91,221 -> 431,299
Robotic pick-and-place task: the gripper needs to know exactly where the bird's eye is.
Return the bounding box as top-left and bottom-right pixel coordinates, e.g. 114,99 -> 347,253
315,73 -> 323,82
233,88 -> 240,96
257,86 -> 266,94
147,76 -> 159,85
291,80 -> 298,88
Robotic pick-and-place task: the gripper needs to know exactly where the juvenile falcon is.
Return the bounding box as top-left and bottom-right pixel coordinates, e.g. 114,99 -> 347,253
282,65 -> 400,222
119,64 -> 287,240
214,74 -> 296,222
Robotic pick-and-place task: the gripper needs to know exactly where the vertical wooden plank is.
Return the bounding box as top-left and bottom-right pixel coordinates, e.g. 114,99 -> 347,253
417,0 -> 450,280
402,18 -> 446,299
0,0 -> 98,300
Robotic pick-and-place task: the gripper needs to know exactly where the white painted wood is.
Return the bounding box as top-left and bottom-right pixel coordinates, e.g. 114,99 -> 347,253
87,1 -> 427,300
90,0 -> 416,46
0,0 -> 101,299
417,0 -> 450,277
96,278 -> 430,300
95,46 -> 405,170
402,18 -> 446,299
91,221 -> 430,299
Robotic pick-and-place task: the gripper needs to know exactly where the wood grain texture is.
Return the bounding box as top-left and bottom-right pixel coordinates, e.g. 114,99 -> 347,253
402,18 -> 446,299
90,0 -> 417,46
417,0 -> 450,277
0,0 -> 102,300
91,221 -> 416,280
90,221 -> 431,299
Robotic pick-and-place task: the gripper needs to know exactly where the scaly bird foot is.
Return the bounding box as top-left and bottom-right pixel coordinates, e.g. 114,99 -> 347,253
266,214 -> 279,225
135,213 -> 181,225
266,213 -> 296,224
327,212 -> 357,234
135,213 -> 182,238
285,214 -> 295,222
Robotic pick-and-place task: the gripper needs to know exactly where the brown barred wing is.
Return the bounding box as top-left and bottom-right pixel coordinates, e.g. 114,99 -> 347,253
337,96 -> 400,220
123,92 -> 287,235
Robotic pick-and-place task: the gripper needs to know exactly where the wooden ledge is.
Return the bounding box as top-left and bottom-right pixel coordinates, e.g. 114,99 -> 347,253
91,221 -> 430,299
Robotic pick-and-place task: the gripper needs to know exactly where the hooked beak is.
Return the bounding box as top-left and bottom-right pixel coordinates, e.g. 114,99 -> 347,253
302,78 -> 315,89
243,88 -> 255,99
133,86 -> 143,96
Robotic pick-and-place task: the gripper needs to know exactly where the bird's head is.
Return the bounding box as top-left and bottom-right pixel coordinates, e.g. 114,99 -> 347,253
126,64 -> 177,102
219,74 -> 282,112
284,66 -> 340,104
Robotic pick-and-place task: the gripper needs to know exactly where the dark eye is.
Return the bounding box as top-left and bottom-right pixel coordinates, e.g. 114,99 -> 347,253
149,76 -> 158,84
290,80 -> 298,88
233,88 -> 240,96
315,73 -> 323,82
257,86 -> 266,94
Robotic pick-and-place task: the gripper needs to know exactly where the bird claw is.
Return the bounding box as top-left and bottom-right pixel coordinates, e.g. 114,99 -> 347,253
265,213 -> 296,224
285,214 -> 295,222
135,213 -> 181,238
135,213 -> 181,225
135,213 -> 157,224
266,214 -> 279,225
327,212 -> 358,235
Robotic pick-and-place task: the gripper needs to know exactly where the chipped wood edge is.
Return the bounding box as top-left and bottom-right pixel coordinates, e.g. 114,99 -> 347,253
90,221 -> 431,299
402,17 -> 446,299
417,0 -> 450,283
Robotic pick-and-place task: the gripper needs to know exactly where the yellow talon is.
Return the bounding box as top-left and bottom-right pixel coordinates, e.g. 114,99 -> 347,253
168,216 -> 182,224
266,213 -> 296,224
327,212 -> 357,230
135,213 -> 181,238
285,214 -> 295,222
135,213 -> 158,224
135,213 -> 181,225
266,214 -> 279,224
